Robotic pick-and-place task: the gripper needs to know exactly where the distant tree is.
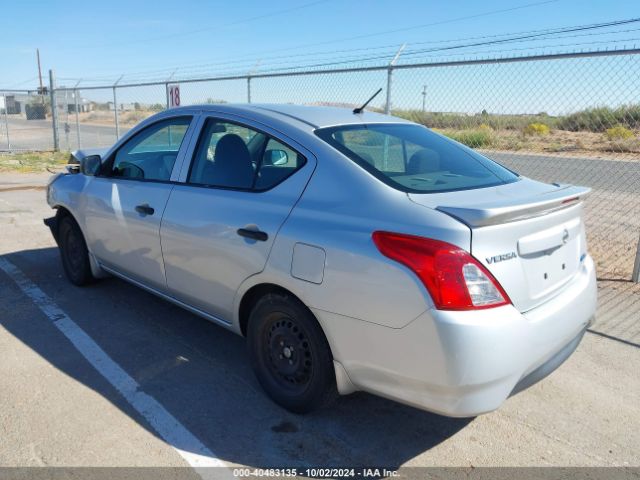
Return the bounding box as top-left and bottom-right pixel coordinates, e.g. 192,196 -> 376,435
134,102 -> 142,111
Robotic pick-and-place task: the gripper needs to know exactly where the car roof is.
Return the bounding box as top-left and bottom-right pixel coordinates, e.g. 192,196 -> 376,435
169,103 -> 413,129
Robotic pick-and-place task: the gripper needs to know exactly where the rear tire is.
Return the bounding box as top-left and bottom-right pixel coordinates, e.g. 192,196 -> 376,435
58,215 -> 94,286
247,293 -> 337,414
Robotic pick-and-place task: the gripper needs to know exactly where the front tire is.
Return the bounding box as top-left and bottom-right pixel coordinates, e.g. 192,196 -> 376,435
247,293 -> 337,414
58,215 -> 94,286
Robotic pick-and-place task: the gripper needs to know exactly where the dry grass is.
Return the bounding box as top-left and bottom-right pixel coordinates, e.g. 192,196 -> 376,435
79,110 -> 155,127
0,151 -> 70,173
438,128 -> 640,158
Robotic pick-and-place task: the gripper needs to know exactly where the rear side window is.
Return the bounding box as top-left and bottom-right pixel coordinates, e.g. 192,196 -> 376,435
254,138 -> 304,190
315,124 -> 519,193
188,119 -> 306,191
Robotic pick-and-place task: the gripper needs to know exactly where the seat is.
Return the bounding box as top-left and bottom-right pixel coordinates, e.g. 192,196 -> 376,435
202,134 -> 254,188
407,149 -> 440,175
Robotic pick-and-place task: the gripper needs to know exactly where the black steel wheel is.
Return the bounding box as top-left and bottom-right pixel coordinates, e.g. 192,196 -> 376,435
58,215 -> 94,286
247,292 -> 337,413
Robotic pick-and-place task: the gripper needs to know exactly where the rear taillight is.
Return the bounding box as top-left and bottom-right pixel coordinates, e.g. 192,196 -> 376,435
372,231 -> 511,311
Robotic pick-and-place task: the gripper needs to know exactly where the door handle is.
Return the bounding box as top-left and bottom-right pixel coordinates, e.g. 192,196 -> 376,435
135,203 -> 155,216
237,228 -> 268,242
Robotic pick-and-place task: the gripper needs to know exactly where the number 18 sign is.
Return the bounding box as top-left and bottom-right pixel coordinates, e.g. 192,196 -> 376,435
167,84 -> 181,108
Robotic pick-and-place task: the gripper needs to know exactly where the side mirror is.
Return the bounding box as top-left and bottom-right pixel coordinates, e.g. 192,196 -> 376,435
264,149 -> 288,166
81,155 -> 102,176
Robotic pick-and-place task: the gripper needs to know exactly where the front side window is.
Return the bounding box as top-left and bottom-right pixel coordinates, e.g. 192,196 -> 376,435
110,117 -> 191,181
315,124 -> 519,193
188,119 -> 306,190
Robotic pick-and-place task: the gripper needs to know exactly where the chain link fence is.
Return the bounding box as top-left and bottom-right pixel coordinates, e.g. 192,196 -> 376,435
0,89 -> 56,151
1,49 -> 639,283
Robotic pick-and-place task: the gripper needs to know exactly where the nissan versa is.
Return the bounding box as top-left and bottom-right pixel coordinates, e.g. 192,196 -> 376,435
45,104 -> 597,416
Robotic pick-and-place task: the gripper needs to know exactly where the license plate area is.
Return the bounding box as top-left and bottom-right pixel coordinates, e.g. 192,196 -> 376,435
523,240 -> 580,301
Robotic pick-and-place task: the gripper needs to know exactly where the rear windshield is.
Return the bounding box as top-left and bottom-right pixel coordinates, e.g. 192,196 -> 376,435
315,123 -> 519,193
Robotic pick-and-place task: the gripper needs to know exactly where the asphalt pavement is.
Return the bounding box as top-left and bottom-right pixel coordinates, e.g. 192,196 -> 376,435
0,178 -> 638,473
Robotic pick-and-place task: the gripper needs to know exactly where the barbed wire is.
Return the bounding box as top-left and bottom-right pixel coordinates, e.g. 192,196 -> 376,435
53,17 -> 640,87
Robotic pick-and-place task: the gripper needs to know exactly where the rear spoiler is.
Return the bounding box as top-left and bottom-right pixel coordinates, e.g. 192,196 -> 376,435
436,185 -> 591,227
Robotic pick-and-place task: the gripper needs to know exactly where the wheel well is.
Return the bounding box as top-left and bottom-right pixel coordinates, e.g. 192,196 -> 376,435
54,206 -> 72,220
50,206 -> 72,237
238,283 -> 298,337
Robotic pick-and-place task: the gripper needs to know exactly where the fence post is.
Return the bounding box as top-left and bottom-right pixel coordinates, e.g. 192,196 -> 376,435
49,70 -> 59,151
74,87 -> 81,149
113,75 -> 123,140
113,87 -> 119,140
633,235 -> 640,283
385,44 -> 405,115
247,60 -> 260,104
2,93 -> 10,150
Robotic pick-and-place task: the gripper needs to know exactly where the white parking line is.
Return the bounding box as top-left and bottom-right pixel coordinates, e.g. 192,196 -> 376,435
0,257 -> 229,478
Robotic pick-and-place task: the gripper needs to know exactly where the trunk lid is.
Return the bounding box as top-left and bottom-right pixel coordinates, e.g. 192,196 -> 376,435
408,179 -> 590,312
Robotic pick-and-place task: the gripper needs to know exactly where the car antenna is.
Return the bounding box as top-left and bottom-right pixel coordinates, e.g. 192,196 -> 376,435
353,88 -> 382,114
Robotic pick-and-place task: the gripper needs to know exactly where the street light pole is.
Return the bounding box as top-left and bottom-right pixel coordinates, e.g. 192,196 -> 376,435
422,85 -> 427,113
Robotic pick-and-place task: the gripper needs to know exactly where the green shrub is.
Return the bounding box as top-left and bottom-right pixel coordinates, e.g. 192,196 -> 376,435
605,125 -> 634,141
556,105 -> 640,132
392,109 -> 554,131
444,129 -> 494,148
523,123 -> 550,136
392,105 -> 640,133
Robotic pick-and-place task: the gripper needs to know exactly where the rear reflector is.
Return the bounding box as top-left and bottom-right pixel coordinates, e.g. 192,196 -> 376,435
372,231 -> 511,310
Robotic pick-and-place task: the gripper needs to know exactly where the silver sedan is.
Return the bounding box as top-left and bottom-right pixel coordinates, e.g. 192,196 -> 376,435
45,104 -> 597,416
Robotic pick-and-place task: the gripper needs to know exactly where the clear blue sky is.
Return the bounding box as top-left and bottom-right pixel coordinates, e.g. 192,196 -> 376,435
1,0 -> 639,114
1,0 -> 638,86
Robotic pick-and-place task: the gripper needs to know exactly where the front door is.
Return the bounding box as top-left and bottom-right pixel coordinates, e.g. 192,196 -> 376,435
84,116 -> 194,291
160,117 -> 316,321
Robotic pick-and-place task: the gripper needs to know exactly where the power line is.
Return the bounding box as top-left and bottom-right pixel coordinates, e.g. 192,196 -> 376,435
68,15 -> 637,83
400,17 -> 640,57
215,0 -> 564,57
67,16 -> 640,84
0,76 -> 39,89
76,0 -> 332,49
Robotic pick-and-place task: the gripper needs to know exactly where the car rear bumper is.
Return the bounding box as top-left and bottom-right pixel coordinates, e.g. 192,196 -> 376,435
316,254 -> 597,417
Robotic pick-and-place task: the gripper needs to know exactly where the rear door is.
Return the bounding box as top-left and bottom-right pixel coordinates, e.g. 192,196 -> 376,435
83,115 -> 194,291
160,116 -> 316,322
409,179 -> 590,312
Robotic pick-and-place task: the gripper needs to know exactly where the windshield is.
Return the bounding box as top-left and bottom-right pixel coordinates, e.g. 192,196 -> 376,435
315,124 -> 519,193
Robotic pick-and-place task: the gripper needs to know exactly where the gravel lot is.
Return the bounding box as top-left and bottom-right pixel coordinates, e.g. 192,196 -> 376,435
0,175 -> 638,475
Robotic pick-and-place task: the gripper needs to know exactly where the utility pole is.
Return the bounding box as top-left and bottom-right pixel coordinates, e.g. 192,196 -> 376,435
421,85 -> 427,113
36,49 -> 44,104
